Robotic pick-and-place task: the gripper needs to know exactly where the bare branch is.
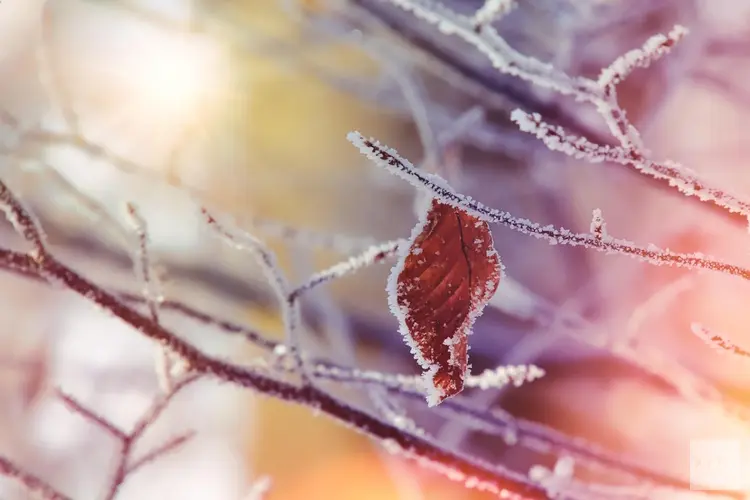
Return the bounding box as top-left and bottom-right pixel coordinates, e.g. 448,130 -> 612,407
124,203 -> 163,324
0,457 -> 72,500
0,184 -> 48,256
125,431 -> 197,476
124,202 -> 177,392
104,374 -> 201,500
55,389 -> 128,442
128,374 -> 201,441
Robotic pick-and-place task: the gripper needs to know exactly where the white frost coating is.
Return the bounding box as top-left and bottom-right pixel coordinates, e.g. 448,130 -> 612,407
384,198 -> 446,406
466,364 -> 545,390
380,193 -> 505,405
320,239 -> 401,279
471,0 -> 516,28
528,456 -> 574,498
378,0 -> 597,101
364,0 -> 750,220
598,25 -> 688,89
374,0 -> 598,100
422,365 -> 445,407
589,208 -> 607,240
443,334 -> 462,367
510,110 -> 616,162
349,131 -> 750,292
510,110 -> 750,219
348,131 -> 460,208
691,322 -> 750,359
313,362 -> 544,397
291,239 -> 401,297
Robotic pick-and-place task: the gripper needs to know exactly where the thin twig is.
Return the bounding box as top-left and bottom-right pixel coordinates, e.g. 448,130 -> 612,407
692,323 -> 750,360
288,239 -> 401,302
0,180 -> 552,500
200,208 -> 307,381
125,430 -> 197,476
348,132 -> 750,283
0,246 -> 730,498
55,389 -> 128,442
0,228 -> 740,496
0,457 -> 72,500
125,202 -> 176,392
103,374 -> 200,500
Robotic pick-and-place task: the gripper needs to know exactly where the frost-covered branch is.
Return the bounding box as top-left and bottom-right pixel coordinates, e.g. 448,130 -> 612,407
0,178 -> 554,500
471,0 -> 516,32
0,210 -> 720,499
589,209 -> 607,241
597,26 -> 688,90
348,132 -> 750,282
1,3 -> 746,499
691,323 -> 750,360
0,457 -> 71,500
124,203 -> 163,325
289,239 -> 401,301
312,363 -> 545,392
200,207 -> 310,381
53,375 -> 200,500
381,0 -> 750,220
510,110 -> 750,218
125,202 -> 178,392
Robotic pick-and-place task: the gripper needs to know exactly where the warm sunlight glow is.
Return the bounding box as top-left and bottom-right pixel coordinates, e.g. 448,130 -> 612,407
268,451 -> 469,500
54,3 -> 236,165
114,30 -> 227,122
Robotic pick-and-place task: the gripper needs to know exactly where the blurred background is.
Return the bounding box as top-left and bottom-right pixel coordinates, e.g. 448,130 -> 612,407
2,0 -> 750,498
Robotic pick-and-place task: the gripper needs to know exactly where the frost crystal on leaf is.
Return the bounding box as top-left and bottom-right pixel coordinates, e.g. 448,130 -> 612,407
387,199 -> 502,406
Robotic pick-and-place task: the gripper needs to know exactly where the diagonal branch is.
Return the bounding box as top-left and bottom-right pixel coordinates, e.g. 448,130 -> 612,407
348,132 -> 750,282
0,179 -> 552,500
0,457 -> 72,500
0,245 -> 731,498
56,390 -> 128,442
